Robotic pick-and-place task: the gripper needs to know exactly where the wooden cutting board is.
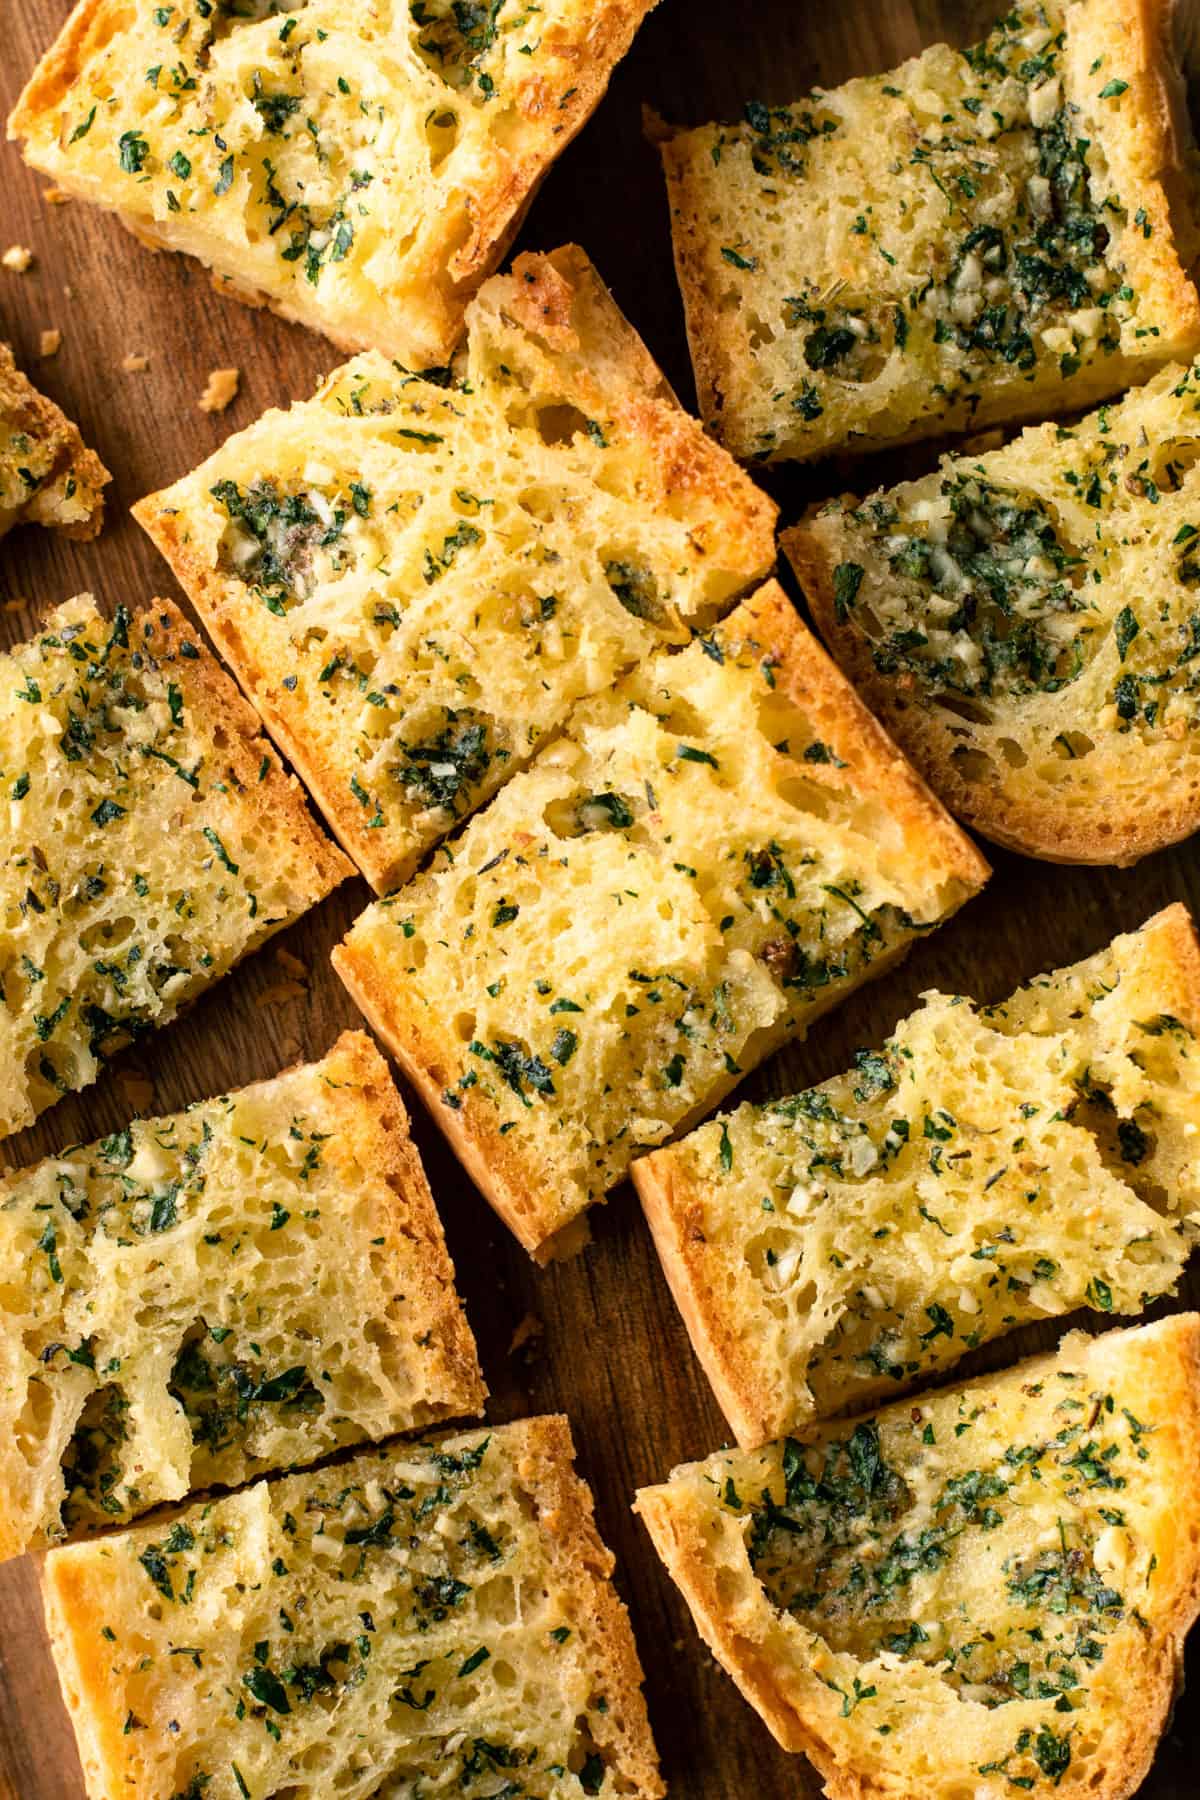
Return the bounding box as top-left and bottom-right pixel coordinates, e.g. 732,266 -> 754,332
1,2 -> 1198,1795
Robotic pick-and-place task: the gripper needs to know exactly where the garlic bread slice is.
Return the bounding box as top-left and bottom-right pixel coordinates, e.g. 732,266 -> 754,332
335,581 -> 988,1261
634,904 -> 1200,1445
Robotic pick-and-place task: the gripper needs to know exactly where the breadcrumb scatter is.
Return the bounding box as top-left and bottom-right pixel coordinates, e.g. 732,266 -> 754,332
274,946 -> 309,982
2,246 -> 33,273
508,1312 -> 545,1358
38,329 -> 61,358
198,366 -> 240,413
120,352 -> 149,372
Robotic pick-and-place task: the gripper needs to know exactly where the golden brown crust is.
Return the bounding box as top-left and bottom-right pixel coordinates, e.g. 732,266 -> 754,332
632,1146 -> 774,1448
0,341 -> 109,540
730,584 -> 991,896
1142,900 -> 1200,1031
651,112 -> 729,445
10,2 -> 661,367
1076,0 -> 1200,352
635,1315 -> 1200,1800
332,934 -> 587,1263
136,505 -> 390,881
42,1539 -> 134,1800
146,595 -> 353,900
449,9 -> 659,286
516,1415 -> 666,1799
634,1479 -> 809,1754
313,1029 -> 487,1420
785,490 -> 1200,866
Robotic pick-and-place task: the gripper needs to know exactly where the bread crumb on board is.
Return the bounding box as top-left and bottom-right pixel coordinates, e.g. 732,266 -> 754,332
38,329 -> 60,357
120,351 -> 149,372
198,366 -> 239,413
42,187 -> 70,205
2,245 -> 33,273
255,979 -> 308,1009
508,1312 -> 544,1359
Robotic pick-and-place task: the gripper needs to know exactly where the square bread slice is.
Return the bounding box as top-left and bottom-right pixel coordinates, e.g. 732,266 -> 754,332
1,343 -> 109,540
0,594 -> 350,1139
42,1413 -> 664,1800
0,1028 -> 484,1562
655,0 -> 1200,463
9,0 -> 657,369
334,581 -> 989,1262
134,246 -> 779,894
788,357 -> 1200,865
633,904 -> 1200,1447
636,1313 -> 1200,1800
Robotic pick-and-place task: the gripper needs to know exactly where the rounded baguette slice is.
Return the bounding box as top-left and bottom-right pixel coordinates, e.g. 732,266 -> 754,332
633,903 -> 1200,1446
334,580 -> 989,1262
655,0 -> 1200,463
8,0 -> 659,368
636,1313 -> 1200,1800
788,358 -> 1200,864
0,594 -> 350,1138
43,1414 -> 664,1800
0,1028 -> 485,1562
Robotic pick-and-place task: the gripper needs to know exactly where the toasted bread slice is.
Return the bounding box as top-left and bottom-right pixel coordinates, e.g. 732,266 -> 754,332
788,358 -> 1200,864
9,0 -> 657,368
636,1314 -> 1200,1800
135,246 -> 779,893
633,905 -> 1200,1446
0,1029 -> 484,1561
0,595 -> 350,1138
43,1414 -> 663,1800
655,0 -> 1200,463
0,343 -> 108,540
334,581 -> 988,1262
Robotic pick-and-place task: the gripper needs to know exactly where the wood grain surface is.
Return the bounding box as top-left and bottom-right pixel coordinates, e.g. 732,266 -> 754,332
1,2 -> 1199,1795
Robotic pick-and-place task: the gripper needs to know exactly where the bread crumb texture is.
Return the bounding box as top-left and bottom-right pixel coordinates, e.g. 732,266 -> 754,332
0,594 -> 349,1139
657,0 -> 1200,461
334,581 -> 988,1260
197,366 -> 239,414
636,1313 -> 1200,1800
0,1030 -> 484,1561
42,1414 -> 664,1800
0,342 -> 108,540
2,244 -> 34,273
136,245 -> 778,893
9,0 -> 658,368
789,358 -> 1200,864
633,904 -> 1200,1445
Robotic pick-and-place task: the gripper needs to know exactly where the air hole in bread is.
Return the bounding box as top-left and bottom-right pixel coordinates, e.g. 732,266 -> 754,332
1051,729 -> 1095,761
80,914 -> 136,952
424,107 -> 460,171
60,1380 -> 130,1532
949,744 -> 993,783
533,404 -> 594,447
